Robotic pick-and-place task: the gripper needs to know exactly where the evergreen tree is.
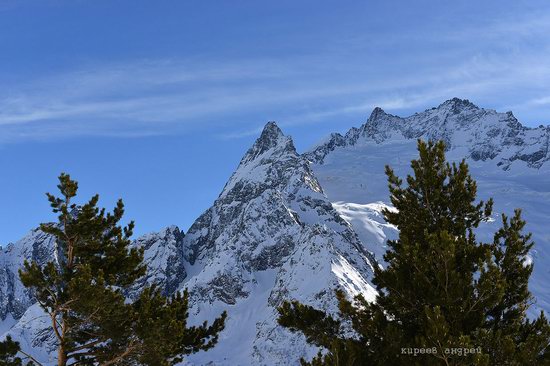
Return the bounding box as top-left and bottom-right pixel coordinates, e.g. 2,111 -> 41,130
0,336 -> 24,366
9,173 -> 226,366
278,140 -> 550,365
0,336 -> 38,366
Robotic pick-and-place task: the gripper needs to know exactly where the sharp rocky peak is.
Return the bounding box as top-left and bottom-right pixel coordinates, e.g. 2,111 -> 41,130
242,121 -> 296,164
438,97 -> 479,111
218,121 -> 304,199
260,121 -> 284,142
367,106 -> 390,121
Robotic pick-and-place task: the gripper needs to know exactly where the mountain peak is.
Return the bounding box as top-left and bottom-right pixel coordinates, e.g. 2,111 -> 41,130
241,121 -> 296,164
261,121 -> 283,136
438,97 -> 479,111
368,106 -> 388,120
255,121 -> 288,151
219,122 -> 300,199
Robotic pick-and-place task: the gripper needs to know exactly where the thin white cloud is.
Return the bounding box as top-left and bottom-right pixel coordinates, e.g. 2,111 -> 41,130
527,96 -> 550,106
2,8 -> 550,143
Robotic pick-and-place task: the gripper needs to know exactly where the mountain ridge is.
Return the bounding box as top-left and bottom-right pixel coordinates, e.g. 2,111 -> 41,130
306,98 -> 550,169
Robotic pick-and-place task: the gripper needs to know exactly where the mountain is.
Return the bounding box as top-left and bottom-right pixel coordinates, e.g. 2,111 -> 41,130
0,224 -> 190,363
308,98 -> 550,317
181,121 -> 377,365
0,122 -> 378,365
131,225 -> 187,297
0,229 -> 59,322
1,98 -> 549,365
307,98 -> 550,169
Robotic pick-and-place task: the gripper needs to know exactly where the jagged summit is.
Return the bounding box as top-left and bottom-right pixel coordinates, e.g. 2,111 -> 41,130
366,98 -> 479,123
240,121 -> 296,166
218,120 -> 303,200
306,98 -> 550,169
260,121 -> 284,140
438,97 -> 479,110
369,106 -> 385,117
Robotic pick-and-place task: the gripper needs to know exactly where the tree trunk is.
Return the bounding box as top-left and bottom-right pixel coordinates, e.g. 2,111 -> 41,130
58,346 -> 67,366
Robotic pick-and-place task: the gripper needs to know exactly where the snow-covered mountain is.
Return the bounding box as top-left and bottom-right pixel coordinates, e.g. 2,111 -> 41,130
307,98 -> 550,169
0,225 -> 191,364
0,229 -> 59,322
131,225 -> 187,297
308,98 -> 550,316
181,122 -> 377,365
0,122 -> 378,365
1,98 -> 549,365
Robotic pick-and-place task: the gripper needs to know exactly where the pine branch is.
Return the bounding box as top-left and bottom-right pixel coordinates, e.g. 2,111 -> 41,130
50,310 -> 63,343
99,341 -> 138,366
18,348 -> 45,366
68,339 -> 103,353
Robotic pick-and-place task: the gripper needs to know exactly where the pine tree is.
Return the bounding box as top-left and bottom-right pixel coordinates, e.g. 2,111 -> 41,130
278,140 -> 550,365
0,336 -> 24,366
0,335 -> 41,366
476,210 -> 550,365
9,173 -> 226,366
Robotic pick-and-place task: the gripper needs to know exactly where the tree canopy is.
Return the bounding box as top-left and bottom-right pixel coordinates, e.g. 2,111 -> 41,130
278,140 -> 550,365
2,173 -> 226,366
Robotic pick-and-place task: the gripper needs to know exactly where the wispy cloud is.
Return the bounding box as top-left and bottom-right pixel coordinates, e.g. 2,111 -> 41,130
1,8 -> 550,143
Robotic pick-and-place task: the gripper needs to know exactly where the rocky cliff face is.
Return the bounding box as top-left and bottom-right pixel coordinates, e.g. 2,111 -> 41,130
0,229 -> 59,321
131,225 -> 187,297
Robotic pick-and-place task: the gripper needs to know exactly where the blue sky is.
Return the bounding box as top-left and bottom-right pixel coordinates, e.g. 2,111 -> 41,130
2,0 -> 550,243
